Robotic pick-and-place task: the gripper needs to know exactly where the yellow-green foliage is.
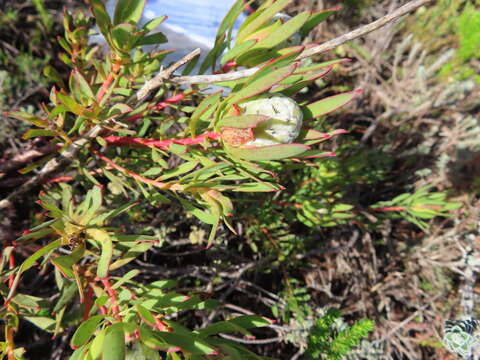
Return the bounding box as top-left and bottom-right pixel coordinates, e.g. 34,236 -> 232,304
409,0 -> 480,83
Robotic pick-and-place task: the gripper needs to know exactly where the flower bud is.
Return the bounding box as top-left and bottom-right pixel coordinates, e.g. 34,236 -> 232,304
239,94 -> 303,147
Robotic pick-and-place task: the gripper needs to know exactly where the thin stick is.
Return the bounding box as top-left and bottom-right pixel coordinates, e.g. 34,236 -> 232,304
297,0 -> 433,60
171,0 -> 432,86
135,48 -> 201,103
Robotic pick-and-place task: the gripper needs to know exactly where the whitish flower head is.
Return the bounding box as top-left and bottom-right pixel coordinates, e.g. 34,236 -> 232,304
240,94 -> 303,146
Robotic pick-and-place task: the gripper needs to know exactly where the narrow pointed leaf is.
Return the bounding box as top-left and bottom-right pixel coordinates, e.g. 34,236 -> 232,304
6,240 -> 62,303
303,89 -> 361,120
236,0 -> 291,43
216,0 -> 247,42
90,0 -> 111,37
221,39 -> 257,65
136,31 -> 167,46
8,111 -> 48,128
227,143 -> 309,160
251,11 -> 310,51
299,7 -> 340,37
228,62 -> 298,103
217,114 -> 269,129
142,15 -> 167,33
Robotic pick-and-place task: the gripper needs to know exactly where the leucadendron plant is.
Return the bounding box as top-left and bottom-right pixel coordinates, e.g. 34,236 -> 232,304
2,0 -> 360,358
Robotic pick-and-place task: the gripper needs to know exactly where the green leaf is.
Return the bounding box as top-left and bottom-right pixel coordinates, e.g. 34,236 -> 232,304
236,0 -> 291,43
52,280 -> 78,313
89,327 -> 106,360
88,229 -> 113,278
72,69 -> 95,103
228,62 -> 298,103
142,15 -> 167,33
300,7 -> 339,37
111,23 -> 139,53
275,67 -> 332,96
159,160 -> 199,181
89,0 -> 111,38
44,65 -> 65,87
216,0 -> 247,43
227,143 -> 309,161
227,315 -> 272,328
70,315 -> 104,348
221,39 -> 257,65
102,323 -> 126,360
245,48 -> 301,85
83,185 -> 103,224
200,34 -> 228,74
51,245 -> 85,278
136,32 -> 167,46
233,182 -> 280,192
198,320 -> 251,338
181,52 -> 200,76
70,345 -> 89,360
90,201 -> 138,226
179,198 -> 218,225
113,0 -> 145,25
7,111 -> 48,128
153,331 -> 217,355
6,240 -> 62,303
190,91 -> 223,136
136,304 -> 156,325
112,269 -> 140,289
22,129 -> 57,139
217,114 -> 269,129
109,241 -> 153,270
250,11 -> 310,51
12,293 -> 48,309
139,326 -> 175,351
24,316 -> 56,332
57,92 -> 86,116
303,89 -> 361,120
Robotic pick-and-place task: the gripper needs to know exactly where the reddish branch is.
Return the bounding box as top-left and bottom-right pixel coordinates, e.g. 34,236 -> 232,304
96,62 -> 122,103
82,286 -> 94,321
103,132 -> 221,150
93,151 -> 179,190
98,277 -> 122,320
8,250 -> 15,288
126,92 -> 192,123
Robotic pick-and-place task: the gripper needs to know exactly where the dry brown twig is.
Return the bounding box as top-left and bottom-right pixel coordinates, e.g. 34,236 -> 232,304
0,0 -> 433,211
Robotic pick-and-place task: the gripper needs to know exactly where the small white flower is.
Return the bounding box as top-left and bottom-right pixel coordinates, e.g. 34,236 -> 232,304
239,94 -> 303,146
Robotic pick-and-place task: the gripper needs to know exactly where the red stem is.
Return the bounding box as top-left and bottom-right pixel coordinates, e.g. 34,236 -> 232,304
126,91 -> 193,123
99,277 -> 122,320
8,248 -> 15,288
94,151 -> 173,190
96,62 -> 121,103
82,286 -> 94,321
103,132 -> 221,150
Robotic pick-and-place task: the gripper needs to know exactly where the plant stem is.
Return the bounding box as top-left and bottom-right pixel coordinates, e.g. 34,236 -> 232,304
103,132 -> 221,150
99,277 -> 122,320
96,62 -> 121,104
